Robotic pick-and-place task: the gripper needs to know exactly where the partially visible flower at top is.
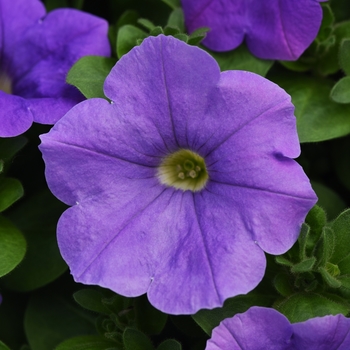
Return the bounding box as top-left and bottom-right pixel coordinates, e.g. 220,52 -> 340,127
0,0 -> 110,137
182,0 -> 327,60
206,306 -> 350,349
39,35 -> 317,315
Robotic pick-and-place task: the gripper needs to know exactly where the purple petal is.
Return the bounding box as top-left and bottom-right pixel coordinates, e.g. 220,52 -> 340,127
0,92 -> 32,137
104,35 -> 221,151
182,0 -> 323,60
206,307 -> 350,349
0,1 -> 110,137
206,307 -> 293,350
293,315 -> 350,349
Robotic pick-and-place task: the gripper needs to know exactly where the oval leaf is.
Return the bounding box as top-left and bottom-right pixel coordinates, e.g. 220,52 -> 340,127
0,216 -> 26,277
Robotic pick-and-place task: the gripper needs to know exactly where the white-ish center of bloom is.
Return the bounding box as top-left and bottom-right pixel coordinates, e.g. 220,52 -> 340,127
0,72 -> 12,94
157,149 -> 208,191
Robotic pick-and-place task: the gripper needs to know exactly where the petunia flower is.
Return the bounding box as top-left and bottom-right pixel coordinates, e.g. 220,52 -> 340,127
206,306 -> 350,349
0,0 -> 110,137
39,35 -> 317,315
181,0 -> 327,60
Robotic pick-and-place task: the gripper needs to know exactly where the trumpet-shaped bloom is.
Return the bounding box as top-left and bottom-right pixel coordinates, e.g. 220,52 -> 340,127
39,35 -> 317,315
0,0 -> 110,137
206,307 -> 350,349
182,0 -> 326,60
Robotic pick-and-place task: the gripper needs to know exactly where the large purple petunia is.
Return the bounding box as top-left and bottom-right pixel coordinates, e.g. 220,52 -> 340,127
182,0 -> 326,60
206,307 -> 350,349
39,35 -> 317,315
0,0 -> 110,137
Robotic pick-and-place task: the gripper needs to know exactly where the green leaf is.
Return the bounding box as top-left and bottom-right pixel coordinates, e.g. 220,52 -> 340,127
117,25 -> 148,58
67,56 -> 117,99
173,33 -> 188,42
134,295 -> 167,335
1,191 -> 67,291
319,266 -> 342,288
317,4 -> 335,42
273,273 -> 294,297
116,10 -> 139,29
73,289 -> 111,315
339,39 -> 350,75
208,44 -> 273,77
314,227 -> 335,268
271,73 -> 350,142
192,293 -> 272,335
0,178 -> 24,212
274,292 -> 350,323
330,76 -> 350,103
275,256 -> 294,267
161,0 -> 180,10
0,340 -> 11,350
157,339 -> 182,350
291,257 -> 316,273
138,18 -> 156,31
329,209 -> 350,265
24,292 -> 96,350
0,216 -> 26,277
123,328 -> 154,350
167,8 -> 184,32
55,335 -> 119,350
311,182 -> 346,220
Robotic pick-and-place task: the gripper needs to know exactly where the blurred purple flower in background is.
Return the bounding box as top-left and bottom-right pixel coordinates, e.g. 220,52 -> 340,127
206,306 -> 350,349
182,0 -> 326,60
40,35 -> 316,315
0,0 -> 110,137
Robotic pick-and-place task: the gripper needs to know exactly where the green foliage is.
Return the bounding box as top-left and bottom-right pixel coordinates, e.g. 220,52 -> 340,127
0,216 -> 26,277
271,73 -> 350,142
123,328 -> 154,350
24,292 -> 97,350
55,335 -> 119,350
0,191 -> 67,291
0,341 -> 10,350
67,56 -> 117,99
331,76 -> 350,103
73,289 -> 111,315
272,207 -> 350,322
0,178 -> 23,212
209,44 -> 273,76
134,295 -> 168,335
157,339 -> 182,350
117,25 -> 148,58
274,292 -> 350,323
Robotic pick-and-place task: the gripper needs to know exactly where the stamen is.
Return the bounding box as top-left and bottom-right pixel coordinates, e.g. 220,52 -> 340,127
157,149 -> 208,192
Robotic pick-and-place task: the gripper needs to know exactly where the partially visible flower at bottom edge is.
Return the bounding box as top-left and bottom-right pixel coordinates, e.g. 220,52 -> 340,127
39,35 -> 317,315
206,306 -> 350,350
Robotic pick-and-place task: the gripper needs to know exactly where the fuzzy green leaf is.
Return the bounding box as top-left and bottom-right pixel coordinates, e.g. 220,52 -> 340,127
339,39 -> 350,75
330,76 -> 350,103
274,292 -> 350,323
291,257 -> 316,273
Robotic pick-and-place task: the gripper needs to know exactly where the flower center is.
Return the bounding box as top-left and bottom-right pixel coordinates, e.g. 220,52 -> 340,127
157,149 -> 208,192
0,72 -> 12,94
